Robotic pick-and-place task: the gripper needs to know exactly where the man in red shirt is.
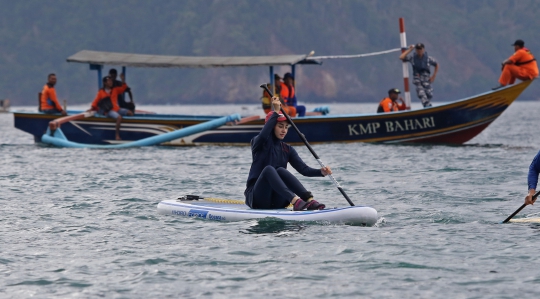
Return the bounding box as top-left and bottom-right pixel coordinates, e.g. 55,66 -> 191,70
40,74 -> 67,115
494,39 -> 538,89
377,88 -> 407,113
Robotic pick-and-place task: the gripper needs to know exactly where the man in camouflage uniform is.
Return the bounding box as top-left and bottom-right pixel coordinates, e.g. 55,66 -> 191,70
400,43 -> 439,108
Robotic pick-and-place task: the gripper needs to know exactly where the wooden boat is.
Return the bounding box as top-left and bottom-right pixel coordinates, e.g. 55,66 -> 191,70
12,50 -> 534,145
13,81 -> 532,145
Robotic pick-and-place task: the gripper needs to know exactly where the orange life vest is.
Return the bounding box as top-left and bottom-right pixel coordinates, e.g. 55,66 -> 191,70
40,84 -> 63,111
511,48 -> 539,78
91,83 -> 128,112
377,97 -> 406,113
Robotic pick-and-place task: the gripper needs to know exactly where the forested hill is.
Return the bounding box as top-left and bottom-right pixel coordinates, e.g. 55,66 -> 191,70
1,0 -> 539,105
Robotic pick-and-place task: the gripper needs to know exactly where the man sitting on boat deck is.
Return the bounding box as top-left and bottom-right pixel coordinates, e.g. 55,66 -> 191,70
88,74 -> 133,140
261,75 -> 297,117
274,74 -> 296,117
377,88 -> 406,113
493,39 -> 538,90
109,68 -> 135,113
399,43 -> 439,108
40,74 -> 67,115
282,73 -> 306,117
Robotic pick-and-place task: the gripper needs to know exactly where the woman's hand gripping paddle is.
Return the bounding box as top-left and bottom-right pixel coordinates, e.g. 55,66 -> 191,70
501,190 -> 540,223
260,84 -> 355,206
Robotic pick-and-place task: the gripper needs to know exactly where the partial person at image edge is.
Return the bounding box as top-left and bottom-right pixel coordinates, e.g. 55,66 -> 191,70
493,39 -> 538,90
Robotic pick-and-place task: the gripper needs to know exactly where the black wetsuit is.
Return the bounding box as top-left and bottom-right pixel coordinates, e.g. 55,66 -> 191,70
244,112 -> 322,209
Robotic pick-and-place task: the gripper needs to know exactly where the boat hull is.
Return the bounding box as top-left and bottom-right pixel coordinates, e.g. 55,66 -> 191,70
13,81 -> 532,145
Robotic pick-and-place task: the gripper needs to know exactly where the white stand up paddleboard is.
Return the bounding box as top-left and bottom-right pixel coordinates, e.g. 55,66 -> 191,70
508,217 -> 540,223
157,196 -> 378,226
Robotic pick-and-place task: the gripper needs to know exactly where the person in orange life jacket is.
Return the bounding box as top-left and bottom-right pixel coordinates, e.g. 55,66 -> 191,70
493,39 -> 539,90
40,73 -> 67,116
109,68 -> 135,113
244,97 -> 332,210
283,73 -> 307,117
88,74 -> 133,140
275,74 -> 297,117
261,83 -> 273,114
377,88 -> 407,113
261,77 -> 285,114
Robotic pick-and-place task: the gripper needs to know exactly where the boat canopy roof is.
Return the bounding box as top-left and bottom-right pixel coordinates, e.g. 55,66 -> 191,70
67,50 -> 321,68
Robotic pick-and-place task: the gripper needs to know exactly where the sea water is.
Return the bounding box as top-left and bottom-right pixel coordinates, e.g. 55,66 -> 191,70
1,102 -> 539,298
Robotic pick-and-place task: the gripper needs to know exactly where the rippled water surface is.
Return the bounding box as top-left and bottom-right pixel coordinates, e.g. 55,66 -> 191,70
2,102 -> 540,298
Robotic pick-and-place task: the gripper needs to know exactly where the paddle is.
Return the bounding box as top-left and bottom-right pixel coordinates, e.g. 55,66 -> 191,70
502,190 -> 540,223
260,84 -> 355,206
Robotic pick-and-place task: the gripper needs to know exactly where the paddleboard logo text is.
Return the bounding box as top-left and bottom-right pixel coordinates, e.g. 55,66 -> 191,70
348,116 -> 435,135
188,209 -> 209,218
208,214 -> 225,221
171,210 -> 187,216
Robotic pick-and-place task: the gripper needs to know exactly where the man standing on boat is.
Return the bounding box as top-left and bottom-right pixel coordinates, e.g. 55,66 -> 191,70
493,39 -> 538,90
400,43 -> 439,108
88,74 -> 133,140
40,74 -> 67,115
377,88 -> 406,113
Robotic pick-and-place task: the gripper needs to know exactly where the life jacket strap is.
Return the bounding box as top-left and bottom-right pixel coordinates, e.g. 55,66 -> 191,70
515,58 -> 536,66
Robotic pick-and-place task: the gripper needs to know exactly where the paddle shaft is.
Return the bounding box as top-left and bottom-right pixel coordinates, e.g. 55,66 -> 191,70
502,190 -> 540,223
260,84 -> 355,206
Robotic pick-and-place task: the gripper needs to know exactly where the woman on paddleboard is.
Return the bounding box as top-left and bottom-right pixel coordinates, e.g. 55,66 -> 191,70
245,97 -> 332,210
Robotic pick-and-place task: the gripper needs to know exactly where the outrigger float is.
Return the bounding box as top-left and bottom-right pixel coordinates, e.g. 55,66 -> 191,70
12,48 -> 534,146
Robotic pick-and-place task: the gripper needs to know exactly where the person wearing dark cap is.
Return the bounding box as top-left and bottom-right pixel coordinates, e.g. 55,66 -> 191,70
399,43 -> 439,108
493,39 -> 538,90
377,88 -> 407,113
245,97 -> 330,211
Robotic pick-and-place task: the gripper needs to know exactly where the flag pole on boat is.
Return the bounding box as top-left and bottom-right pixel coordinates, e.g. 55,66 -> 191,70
260,84 -> 355,207
501,190 -> 540,223
399,18 -> 412,110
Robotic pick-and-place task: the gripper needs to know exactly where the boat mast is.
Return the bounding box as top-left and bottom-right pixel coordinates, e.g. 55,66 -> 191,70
399,18 -> 412,110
